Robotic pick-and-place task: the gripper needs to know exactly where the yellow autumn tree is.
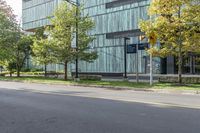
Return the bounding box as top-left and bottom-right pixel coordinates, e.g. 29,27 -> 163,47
140,0 -> 200,84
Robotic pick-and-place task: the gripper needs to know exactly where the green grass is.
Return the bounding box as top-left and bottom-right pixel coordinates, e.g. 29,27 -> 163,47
0,76 -> 200,91
0,76 -> 72,85
77,80 -> 200,90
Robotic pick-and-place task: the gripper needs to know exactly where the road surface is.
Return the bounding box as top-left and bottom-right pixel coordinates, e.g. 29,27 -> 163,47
0,81 -> 200,133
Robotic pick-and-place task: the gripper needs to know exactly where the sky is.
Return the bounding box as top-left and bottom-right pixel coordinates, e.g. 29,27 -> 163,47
5,0 -> 22,22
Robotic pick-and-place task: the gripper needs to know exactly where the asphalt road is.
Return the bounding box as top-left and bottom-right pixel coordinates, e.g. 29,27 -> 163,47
0,81 -> 200,133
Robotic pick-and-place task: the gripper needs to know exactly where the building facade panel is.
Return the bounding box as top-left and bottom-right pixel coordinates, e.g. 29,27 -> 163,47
22,0 -> 162,74
22,0 -> 61,30
79,0 -> 158,74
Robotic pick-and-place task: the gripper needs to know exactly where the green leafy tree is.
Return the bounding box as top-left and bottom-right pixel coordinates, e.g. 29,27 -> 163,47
0,0 -> 20,76
15,35 -> 33,77
140,0 -> 200,84
49,2 -> 97,80
1,33 -> 33,77
32,27 -> 57,77
2,34 -> 33,77
0,0 -> 34,77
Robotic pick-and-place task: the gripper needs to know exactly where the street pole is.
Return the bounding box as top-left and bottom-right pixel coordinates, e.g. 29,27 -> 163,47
65,0 -> 79,80
150,52 -> 153,86
136,36 -> 139,83
124,37 -> 128,80
75,0 -> 79,80
149,15 -> 154,86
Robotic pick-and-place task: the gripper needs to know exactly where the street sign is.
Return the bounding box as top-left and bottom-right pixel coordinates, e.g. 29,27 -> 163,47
138,43 -> 149,50
127,44 -> 136,54
127,43 -> 149,54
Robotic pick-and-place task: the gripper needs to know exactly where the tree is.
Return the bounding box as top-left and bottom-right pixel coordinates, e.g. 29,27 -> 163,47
49,2 -> 97,80
32,27 -> 57,77
0,0 -> 34,77
1,34 -> 33,77
15,35 -> 33,77
139,0 -> 200,84
0,0 -> 20,76
0,0 -> 18,45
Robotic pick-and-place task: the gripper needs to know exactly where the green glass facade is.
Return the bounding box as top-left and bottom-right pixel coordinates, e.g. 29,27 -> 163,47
22,0 -> 162,74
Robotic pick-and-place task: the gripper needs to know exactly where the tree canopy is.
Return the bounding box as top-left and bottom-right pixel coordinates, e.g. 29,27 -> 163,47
0,0 -> 33,77
47,2 -> 97,80
0,0 -> 20,72
140,0 -> 200,83
32,27 -> 57,77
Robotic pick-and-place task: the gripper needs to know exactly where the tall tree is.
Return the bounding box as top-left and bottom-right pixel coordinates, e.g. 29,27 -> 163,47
49,2 -> 97,80
15,35 -> 33,77
140,0 -> 200,84
0,34 -> 33,77
0,0 -> 18,45
0,0 -> 20,76
0,0 -> 33,77
32,27 -> 57,77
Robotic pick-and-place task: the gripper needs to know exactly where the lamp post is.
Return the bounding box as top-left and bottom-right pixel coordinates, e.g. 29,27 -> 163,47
136,35 -> 144,83
150,48 -> 153,86
124,37 -> 130,80
136,37 -> 139,83
64,0 -> 80,80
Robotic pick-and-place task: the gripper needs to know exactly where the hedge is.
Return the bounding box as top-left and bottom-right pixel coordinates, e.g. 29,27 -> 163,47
159,76 -> 200,84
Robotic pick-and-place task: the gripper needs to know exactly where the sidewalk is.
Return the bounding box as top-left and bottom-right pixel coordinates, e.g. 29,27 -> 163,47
0,81 -> 200,109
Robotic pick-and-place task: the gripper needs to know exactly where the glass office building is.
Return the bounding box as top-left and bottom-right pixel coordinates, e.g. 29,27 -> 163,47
22,0 -> 200,75
79,0 -> 159,75
22,0 -> 62,31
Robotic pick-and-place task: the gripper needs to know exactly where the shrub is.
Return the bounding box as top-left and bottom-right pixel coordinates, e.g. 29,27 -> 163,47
21,68 -> 31,72
31,68 -> 44,72
79,75 -> 102,81
159,76 -> 200,84
0,72 -> 10,77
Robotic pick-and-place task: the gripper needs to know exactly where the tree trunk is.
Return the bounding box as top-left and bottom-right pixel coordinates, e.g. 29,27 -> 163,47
178,55 -> 182,84
177,6 -> 182,84
17,69 -> 20,77
44,64 -> 47,77
17,64 -> 20,77
178,42 -> 182,84
10,71 -> 12,77
64,61 -> 68,80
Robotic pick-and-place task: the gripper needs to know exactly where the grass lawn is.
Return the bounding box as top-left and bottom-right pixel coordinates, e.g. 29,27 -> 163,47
0,76 -> 72,85
0,76 -> 200,91
77,80 -> 200,91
